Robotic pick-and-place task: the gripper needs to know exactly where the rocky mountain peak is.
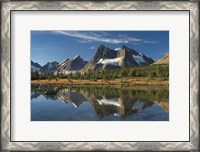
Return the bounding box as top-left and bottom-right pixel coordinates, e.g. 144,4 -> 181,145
73,55 -> 81,60
31,60 -> 42,72
64,58 -> 70,62
31,60 -> 42,68
83,45 -> 155,71
99,44 -> 106,48
93,45 -> 117,60
121,45 -> 128,49
59,59 -> 70,66
52,61 -> 59,64
56,55 -> 88,74
121,45 -> 139,56
40,61 -> 59,73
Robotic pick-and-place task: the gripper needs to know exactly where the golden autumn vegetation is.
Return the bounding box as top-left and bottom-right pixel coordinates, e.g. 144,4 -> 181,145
31,77 -> 168,86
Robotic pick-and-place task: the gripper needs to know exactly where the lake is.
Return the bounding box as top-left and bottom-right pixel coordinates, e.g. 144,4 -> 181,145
31,85 -> 169,121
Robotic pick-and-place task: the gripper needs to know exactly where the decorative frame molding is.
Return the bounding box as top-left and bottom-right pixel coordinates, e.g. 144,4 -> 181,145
1,1 -> 199,151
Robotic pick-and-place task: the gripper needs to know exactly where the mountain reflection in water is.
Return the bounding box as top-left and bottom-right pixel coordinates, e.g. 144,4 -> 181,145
31,86 -> 169,121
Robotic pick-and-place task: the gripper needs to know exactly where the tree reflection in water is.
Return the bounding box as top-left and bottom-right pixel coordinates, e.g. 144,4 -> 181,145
32,85 -> 169,120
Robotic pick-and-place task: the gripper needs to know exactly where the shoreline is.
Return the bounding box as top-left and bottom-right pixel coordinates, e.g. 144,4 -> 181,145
31,77 -> 169,87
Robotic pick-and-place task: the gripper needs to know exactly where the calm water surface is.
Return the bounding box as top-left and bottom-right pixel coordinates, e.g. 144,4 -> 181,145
31,85 -> 169,121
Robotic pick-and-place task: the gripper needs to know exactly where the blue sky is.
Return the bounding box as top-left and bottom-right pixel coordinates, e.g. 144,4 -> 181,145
31,31 -> 169,66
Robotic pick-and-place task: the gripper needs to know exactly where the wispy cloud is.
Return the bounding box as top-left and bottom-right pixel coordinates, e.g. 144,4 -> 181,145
118,34 -> 141,42
78,40 -> 92,43
119,34 -> 157,44
142,40 -> 158,44
52,31 -> 157,45
90,46 -> 95,50
53,31 -> 128,44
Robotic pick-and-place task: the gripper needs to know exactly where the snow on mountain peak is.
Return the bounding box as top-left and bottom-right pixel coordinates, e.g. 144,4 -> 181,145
73,55 -> 80,60
97,57 -> 122,66
133,54 -> 146,65
114,47 -> 122,51
139,53 -> 143,56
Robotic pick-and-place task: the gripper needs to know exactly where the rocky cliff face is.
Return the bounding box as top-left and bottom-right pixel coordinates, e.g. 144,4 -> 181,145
40,61 -> 59,73
93,45 -> 117,60
82,45 -> 154,72
31,60 -> 42,72
56,55 -> 88,74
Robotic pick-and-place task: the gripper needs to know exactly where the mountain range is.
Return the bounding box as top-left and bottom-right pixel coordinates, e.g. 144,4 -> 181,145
31,45 -> 168,74
82,45 -> 154,72
31,61 -> 42,72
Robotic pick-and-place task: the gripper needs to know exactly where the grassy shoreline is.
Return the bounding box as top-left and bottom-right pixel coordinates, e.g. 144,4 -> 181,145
31,77 -> 169,86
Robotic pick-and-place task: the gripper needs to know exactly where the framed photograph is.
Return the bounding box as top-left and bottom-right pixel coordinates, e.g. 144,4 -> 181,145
1,0 -> 199,151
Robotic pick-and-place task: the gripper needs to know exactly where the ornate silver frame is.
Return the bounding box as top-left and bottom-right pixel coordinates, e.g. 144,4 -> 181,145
1,1 -> 199,151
